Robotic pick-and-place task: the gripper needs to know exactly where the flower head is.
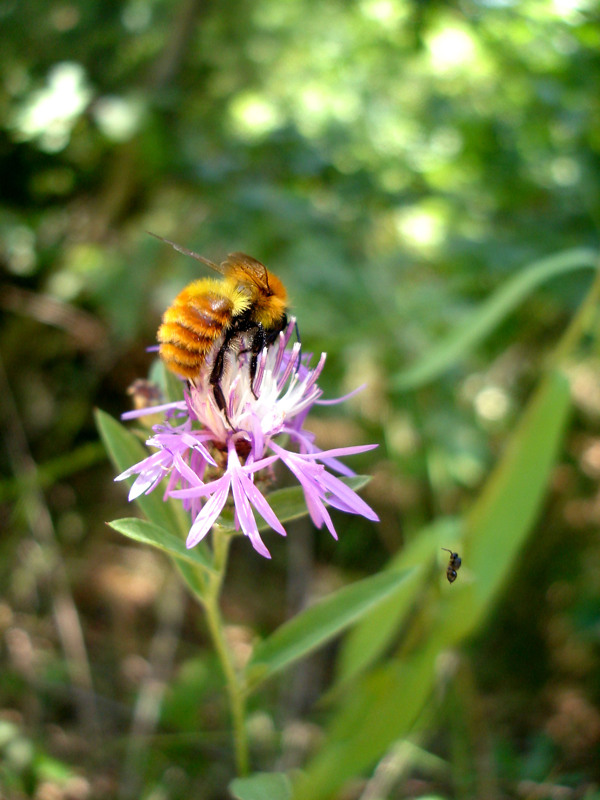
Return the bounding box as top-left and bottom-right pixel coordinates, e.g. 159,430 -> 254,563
116,320 -> 379,557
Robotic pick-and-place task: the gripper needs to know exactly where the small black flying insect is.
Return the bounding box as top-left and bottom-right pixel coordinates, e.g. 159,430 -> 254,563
442,548 -> 462,584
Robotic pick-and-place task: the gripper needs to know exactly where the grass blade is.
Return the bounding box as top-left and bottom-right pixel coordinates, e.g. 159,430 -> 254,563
394,248 -> 597,391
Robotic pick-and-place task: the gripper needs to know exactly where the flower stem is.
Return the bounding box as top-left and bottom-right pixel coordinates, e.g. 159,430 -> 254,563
203,527 -> 250,776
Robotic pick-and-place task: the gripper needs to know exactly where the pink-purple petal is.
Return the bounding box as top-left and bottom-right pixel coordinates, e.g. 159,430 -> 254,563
128,472 -> 161,501
238,472 -> 286,536
187,480 -> 230,548
115,450 -> 166,482
317,470 -> 379,521
241,454 -> 280,474
173,452 -> 205,487
170,476 -> 227,500
316,382 -> 367,405
302,444 -> 379,460
121,400 -> 186,420
230,473 -> 272,558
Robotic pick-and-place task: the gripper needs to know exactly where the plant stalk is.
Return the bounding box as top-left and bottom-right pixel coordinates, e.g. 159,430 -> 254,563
203,527 -> 250,776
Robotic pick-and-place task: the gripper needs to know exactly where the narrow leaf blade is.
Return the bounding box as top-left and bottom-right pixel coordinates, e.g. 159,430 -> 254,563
245,569 -> 414,691
394,249 -> 597,391
108,517 -> 212,571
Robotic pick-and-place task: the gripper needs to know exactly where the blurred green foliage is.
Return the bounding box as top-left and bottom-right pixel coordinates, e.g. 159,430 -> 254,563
2,0 -> 600,798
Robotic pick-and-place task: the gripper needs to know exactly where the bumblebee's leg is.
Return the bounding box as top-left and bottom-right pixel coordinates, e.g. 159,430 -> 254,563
264,313 -> 287,347
209,329 -> 238,427
271,316 -> 301,373
212,380 -> 228,415
209,341 -> 227,400
247,323 -> 266,399
235,321 -> 266,399
293,318 -> 302,372
262,314 -> 301,374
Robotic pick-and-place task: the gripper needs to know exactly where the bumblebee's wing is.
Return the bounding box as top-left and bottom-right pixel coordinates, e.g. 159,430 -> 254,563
221,252 -> 270,290
149,232 -> 224,274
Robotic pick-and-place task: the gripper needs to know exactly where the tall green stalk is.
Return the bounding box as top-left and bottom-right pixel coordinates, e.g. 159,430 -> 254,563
202,526 -> 250,776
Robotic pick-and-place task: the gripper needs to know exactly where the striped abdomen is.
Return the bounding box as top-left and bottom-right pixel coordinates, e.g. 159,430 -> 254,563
157,281 -> 235,381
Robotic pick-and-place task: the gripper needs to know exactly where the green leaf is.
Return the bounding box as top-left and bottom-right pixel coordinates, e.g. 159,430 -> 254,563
108,517 -> 212,572
394,248 -> 598,391
255,485 -> 314,529
244,568 -> 414,692
95,408 -> 183,534
230,772 -> 292,800
461,368 -> 572,622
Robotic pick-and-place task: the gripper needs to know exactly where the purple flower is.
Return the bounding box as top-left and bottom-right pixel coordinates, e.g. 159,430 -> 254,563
115,319 -> 379,558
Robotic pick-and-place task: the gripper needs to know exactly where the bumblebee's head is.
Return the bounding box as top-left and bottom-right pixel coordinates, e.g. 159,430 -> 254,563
256,270 -> 288,329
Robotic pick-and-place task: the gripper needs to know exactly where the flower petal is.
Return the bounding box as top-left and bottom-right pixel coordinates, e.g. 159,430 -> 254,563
121,400 -> 186,420
317,469 -> 379,521
187,476 -> 230,548
303,444 -> 380,460
173,452 -> 205,487
230,473 -> 272,558
114,450 -> 166,482
170,476 -> 227,500
316,382 -> 367,405
238,471 -> 286,537
128,470 -> 162,501
225,445 -> 271,557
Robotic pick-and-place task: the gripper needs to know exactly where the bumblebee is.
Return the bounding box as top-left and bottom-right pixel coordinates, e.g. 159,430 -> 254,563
155,235 -> 289,416
441,548 -> 462,584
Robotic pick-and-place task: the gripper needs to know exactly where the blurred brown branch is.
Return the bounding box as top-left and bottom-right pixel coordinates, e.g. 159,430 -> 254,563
0,284 -> 108,353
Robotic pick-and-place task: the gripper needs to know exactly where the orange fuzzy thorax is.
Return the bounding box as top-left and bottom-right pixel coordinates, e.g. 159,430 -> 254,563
251,271 -> 287,328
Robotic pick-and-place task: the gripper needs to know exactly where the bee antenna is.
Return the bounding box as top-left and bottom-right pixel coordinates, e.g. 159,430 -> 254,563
441,548 -> 452,554
148,232 -> 221,272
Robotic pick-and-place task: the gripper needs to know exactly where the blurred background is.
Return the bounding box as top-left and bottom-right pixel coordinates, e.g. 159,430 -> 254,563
1,0 -> 600,797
